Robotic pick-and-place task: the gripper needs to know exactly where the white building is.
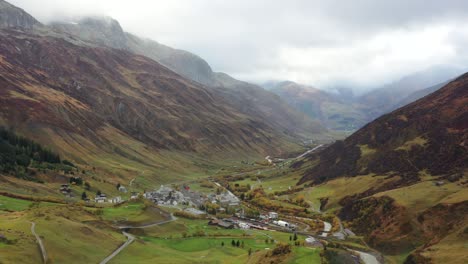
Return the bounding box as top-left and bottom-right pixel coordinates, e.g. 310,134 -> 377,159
273,220 -> 289,227
109,196 -> 122,204
238,222 -> 250,229
95,194 -> 107,203
268,212 -> 278,219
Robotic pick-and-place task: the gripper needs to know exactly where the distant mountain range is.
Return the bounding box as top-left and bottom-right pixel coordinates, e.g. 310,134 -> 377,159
268,65 -> 464,131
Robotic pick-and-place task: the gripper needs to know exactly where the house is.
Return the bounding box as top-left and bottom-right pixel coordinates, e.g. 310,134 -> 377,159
238,222 -> 250,229
208,219 -> 234,229
273,220 -> 289,227
109,196 -> 122,204
59,184 -> 71,194
268,212 -> 278,219
118,186 -> 128,193
305,237 -> 323,247
130,192 -> 139,199
95,194 -> 107,203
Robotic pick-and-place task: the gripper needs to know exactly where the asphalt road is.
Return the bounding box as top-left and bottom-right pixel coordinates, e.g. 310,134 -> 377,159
99,232 -> 135,264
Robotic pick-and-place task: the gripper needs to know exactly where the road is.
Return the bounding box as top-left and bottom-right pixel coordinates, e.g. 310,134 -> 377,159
30,222 -> 47,264
351,250 -> 381,264
320,221 -> 332,237
115,214 -> 177,229
99,232 -> 135,264
295,144 -> 324,159
100,214 -> 177,264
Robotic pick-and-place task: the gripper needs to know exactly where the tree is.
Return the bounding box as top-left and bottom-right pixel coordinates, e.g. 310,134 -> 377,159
293,233 -> 298,241
221,241 -> 224,247
116,183 -> 121,190
236,240 -> 240,247
265,239 -> 269,244
96,190 -> 101,196
248,248 -> 252,256
231,240 -> 235,246
241,241 -> 244,248
289,235 -> 292,241
81,192 -> 87,200
84,182 -> 91,190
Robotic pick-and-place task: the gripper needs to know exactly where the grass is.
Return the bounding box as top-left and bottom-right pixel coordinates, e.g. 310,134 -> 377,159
0,195 -> 57,212
297,174 -> 390,212
288,247 -> 321,264
373,180 -> 465,213
395,136 -> 427,151
113,218 -> 315,264
419,223 -> 468,264
101,201 -> 167,225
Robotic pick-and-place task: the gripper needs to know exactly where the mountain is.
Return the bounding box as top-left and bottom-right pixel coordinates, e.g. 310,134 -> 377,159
293,74 -> 467,262
269,66 -> 463,132
0,21 -> 308,188
269,81 -> 368,131
393,80 -> 450,109
358,65 -> 465,120
50,17 -> 322,139
0,0 -> 40,29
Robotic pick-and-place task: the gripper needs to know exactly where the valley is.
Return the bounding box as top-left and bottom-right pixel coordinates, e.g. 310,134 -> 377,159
0,1 -> 467,263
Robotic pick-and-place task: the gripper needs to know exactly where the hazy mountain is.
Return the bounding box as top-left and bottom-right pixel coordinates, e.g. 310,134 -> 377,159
358,65 -> 465,120
0,0 -> 40,29
270,66 -> 463,132
269,81 -> 368,131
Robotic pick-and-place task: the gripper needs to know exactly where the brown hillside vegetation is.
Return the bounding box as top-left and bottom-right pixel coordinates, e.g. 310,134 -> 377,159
298,73 -> 467,185
293,73 -> 467,263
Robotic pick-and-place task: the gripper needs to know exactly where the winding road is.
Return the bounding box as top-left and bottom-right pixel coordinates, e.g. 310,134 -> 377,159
30,222 -> 47,264
100,214 -> 177,264
99,232 -> 135,264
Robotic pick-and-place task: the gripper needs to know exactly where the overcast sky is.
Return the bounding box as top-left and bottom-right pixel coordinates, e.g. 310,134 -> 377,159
9,0 -> 468,90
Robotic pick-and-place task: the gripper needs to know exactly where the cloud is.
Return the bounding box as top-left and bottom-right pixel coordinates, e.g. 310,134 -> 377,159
9,0 -> 468,90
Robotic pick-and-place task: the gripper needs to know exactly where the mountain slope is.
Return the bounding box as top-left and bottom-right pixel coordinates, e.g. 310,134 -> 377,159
269,81 -> 368,131
293,73 -> 467,262
0,28 -> 308,185
358,65 -> 465,120
0,0 -> 40,29
50,17 -> 323,139
298,74 -> 467,185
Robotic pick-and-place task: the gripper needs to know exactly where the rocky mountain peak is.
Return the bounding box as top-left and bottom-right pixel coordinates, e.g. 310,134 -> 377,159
0,0 -> 41,29
51,16 -> 128,50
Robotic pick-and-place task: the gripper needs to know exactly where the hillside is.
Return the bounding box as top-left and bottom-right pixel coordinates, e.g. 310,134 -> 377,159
293,74 -> 467,262
269,81 -> 368,131
0,27 -> 309,184
50,17 -> 322,139
357,65 -> 464,121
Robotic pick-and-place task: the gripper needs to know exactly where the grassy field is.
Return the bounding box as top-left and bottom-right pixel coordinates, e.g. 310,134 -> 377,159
297,175 -> 391,212
101,200 -> 168,225
113,218 -> 319,264
373,180 -> 466,213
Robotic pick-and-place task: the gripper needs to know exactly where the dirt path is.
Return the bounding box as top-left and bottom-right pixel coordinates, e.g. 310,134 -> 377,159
30,222 -> 47,264
99,231 -> 135,264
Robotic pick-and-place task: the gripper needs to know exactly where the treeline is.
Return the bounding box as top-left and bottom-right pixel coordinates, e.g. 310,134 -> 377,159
0,127 -> 71,181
